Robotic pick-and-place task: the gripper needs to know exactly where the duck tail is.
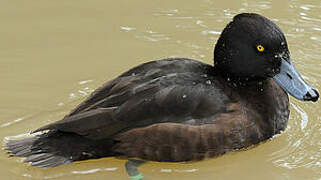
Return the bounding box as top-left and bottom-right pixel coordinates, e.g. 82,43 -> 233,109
6,131 -> 115,168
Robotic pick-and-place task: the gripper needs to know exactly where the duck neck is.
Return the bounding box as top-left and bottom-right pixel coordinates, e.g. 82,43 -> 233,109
211,65 -> 268,89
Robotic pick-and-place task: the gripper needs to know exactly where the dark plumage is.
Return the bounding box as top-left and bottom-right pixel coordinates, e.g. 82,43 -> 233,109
6,13 -> 318,168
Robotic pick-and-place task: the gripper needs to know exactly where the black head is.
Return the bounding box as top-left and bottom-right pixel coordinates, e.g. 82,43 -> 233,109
214,13 -> 288,80
214,13 -> 318,102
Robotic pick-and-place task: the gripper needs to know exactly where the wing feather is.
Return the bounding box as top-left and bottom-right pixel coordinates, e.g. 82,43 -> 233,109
33,59 -> 227,140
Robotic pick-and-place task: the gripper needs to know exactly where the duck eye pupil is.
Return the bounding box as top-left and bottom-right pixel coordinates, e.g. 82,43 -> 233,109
257,45 -> 264,52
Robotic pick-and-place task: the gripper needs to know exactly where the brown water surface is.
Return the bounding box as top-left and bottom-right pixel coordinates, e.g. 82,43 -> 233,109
1,0 -> 321,179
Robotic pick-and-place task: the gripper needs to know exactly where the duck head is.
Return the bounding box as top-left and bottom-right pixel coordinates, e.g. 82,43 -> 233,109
214,13 -> 319,102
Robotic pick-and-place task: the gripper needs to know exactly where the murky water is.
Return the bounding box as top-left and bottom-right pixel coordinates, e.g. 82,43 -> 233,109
1,0 -> 320,179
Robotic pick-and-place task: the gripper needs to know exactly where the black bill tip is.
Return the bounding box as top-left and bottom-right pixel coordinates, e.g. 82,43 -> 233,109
303,89 -> 319,102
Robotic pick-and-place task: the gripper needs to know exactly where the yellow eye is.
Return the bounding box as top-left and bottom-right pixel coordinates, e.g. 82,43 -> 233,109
257,45 -> 264,52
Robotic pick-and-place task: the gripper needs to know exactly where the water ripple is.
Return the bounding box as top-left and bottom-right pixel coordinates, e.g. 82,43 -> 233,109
291,103 -> 308,131
71,167 -> 117,174
135,30 -> 171,42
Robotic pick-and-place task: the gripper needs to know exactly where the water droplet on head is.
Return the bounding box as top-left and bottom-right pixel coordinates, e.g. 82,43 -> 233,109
272,68 -> 275,73
182,94 -> 187,98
